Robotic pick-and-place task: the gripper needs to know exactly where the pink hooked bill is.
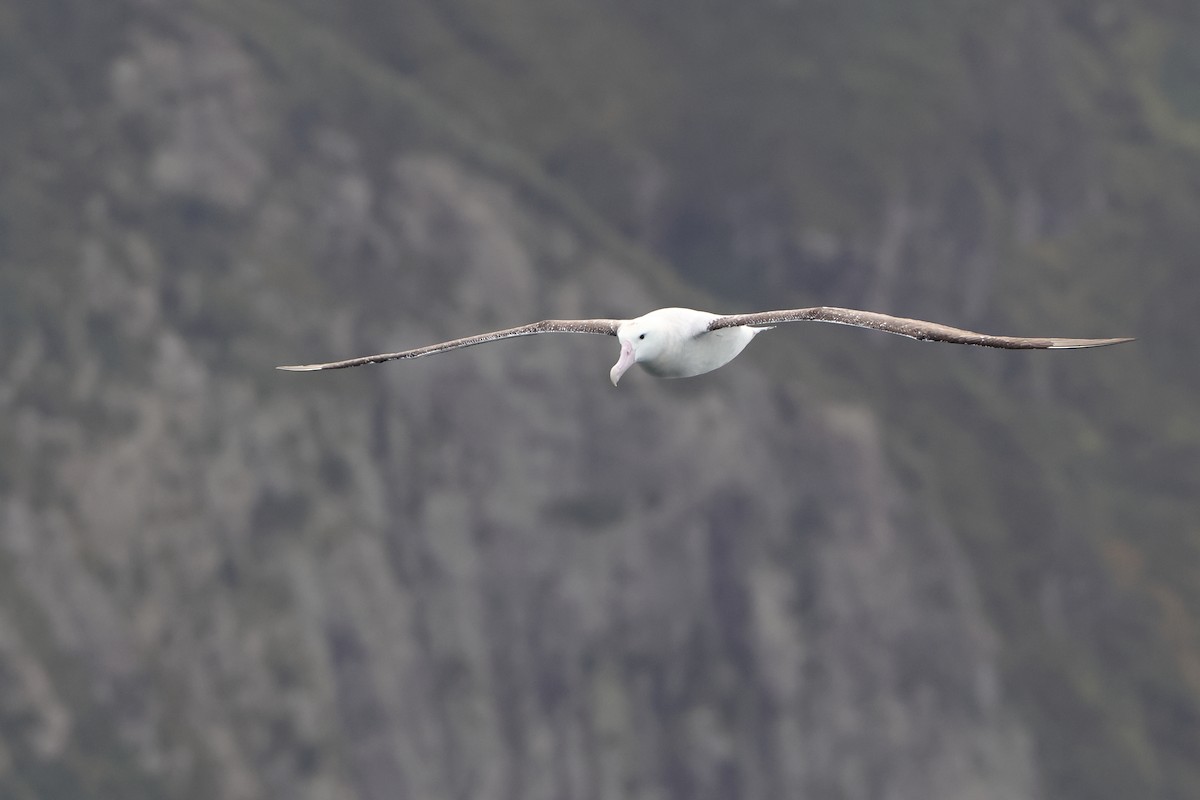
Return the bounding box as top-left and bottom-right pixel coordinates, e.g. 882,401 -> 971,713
609,340 -> 635,386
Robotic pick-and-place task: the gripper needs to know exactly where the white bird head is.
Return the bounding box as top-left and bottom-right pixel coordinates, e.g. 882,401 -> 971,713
610,318 -> 670,385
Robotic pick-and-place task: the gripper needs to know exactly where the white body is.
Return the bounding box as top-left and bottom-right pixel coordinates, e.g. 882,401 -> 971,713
609,307 -> 766,385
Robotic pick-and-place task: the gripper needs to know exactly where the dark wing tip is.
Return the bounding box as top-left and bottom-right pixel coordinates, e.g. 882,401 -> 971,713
1046,336 -> 1136,349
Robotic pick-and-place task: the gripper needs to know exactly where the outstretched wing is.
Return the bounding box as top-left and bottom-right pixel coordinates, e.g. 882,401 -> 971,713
708,307 -> 1134,350
277,318 -> 623,371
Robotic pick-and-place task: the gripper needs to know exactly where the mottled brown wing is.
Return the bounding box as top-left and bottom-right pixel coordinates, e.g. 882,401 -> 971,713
708,307 -> 1134,350
277,319 -> 623,371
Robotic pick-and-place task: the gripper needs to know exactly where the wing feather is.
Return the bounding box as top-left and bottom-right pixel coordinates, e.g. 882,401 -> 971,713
708,307 -> 1133,350
277,319 -> 622,371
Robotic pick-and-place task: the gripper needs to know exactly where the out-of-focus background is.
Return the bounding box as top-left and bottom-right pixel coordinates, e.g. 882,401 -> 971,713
2,1 -> 1199,798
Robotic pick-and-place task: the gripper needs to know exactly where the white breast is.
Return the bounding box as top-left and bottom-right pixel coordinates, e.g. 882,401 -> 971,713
635,308 -> 764,378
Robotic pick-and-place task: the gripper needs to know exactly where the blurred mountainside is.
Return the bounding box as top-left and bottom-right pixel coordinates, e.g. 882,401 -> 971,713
2,0 -> 1199,798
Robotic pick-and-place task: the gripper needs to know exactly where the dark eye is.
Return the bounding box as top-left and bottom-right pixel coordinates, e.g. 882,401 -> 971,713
638,333 -> 646,340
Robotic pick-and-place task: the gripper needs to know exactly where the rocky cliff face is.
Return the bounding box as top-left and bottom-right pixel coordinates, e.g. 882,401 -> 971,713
2,2 -> 1198,800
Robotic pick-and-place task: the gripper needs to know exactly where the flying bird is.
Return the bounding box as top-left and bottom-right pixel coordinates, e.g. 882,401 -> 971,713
277,306 -> 1133,385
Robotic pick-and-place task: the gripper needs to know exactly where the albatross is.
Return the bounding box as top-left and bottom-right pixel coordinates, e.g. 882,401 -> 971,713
277,306 -> 1133,385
